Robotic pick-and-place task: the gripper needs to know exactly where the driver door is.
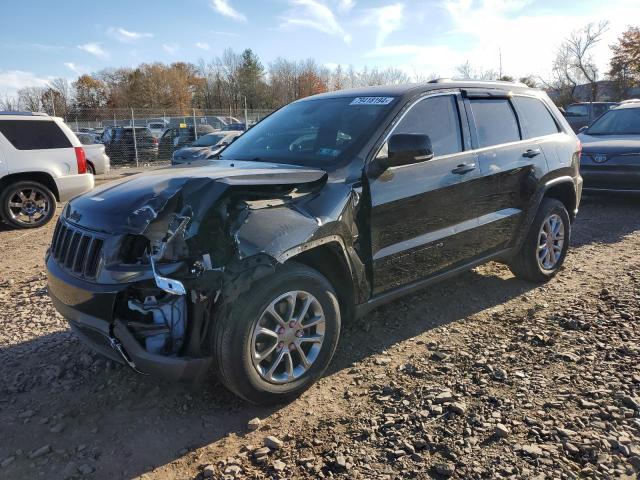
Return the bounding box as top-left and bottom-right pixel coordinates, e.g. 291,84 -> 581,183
367,93 -> 481,294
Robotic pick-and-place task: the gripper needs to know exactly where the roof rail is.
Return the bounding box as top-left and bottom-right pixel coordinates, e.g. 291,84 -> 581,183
427,78 -> 453,83
0,111 -> 49,116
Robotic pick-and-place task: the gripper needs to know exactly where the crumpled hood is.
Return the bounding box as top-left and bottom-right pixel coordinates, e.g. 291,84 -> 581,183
578,133 -> 640,155
64,160 -> 327,235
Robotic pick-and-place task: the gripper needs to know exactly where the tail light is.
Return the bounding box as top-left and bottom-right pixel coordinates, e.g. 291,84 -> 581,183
152,138 -> 158,145
75,146 -> 87,174
576,139 -> 582,155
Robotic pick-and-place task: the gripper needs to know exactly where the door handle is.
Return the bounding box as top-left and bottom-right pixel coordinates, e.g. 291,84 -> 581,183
522,148 -> 541,158
452,163 -> 476,174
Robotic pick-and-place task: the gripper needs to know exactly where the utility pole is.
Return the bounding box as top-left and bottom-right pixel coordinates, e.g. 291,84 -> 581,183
499,48 -> 503,79
193,108 -> 198,140
244,96 -> 248,132
131,108 -> 139,167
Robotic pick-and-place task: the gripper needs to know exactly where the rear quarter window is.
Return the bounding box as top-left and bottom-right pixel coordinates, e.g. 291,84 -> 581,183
0,120 -> 72,150
512,96 -> 559,139
469,99 -> 520,148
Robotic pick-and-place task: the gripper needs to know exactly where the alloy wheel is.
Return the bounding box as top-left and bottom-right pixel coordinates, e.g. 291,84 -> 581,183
537,213 -> 565,270
250,290 -> 326,384
6,186 -> 52,226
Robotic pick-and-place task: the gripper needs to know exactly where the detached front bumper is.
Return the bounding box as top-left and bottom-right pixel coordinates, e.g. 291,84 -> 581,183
47,257 -> 212,382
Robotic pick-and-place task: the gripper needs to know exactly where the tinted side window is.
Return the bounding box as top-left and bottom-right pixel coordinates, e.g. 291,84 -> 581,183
565,104 -> 588,116
469,99 -> 520,147
512,96 -> 559,139
0,120 -> 72,150
395,95 -> 463,156
592,104 -> 609,117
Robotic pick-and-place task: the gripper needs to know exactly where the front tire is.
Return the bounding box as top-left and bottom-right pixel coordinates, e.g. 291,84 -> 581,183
509,198 -> 570,283
0,181 -> 56,229
213,262 -> 341,405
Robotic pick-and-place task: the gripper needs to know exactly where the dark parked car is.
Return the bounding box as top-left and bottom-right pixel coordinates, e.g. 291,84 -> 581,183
563,102 -> 618,133
46,81 -> 582,405
171,131 -> 242,165
221,122 -> 246,132
578,102 -> 640,193
101,126 -> 158,163
158,125 -> 215,160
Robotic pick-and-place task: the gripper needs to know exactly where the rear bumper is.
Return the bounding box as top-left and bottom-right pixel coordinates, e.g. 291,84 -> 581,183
88,153 -> 110,175
47,256 -> 212,382
55,173 -> 94,202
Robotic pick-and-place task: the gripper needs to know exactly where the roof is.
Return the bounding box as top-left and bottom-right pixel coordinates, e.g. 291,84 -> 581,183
614,102 -> 640,110
568,101 -> 619,106
0,111 -> 49,117
297,80 -> 538,102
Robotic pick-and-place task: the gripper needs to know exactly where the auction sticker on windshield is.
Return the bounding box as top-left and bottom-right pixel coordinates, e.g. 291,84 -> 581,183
350,97 -> 395,106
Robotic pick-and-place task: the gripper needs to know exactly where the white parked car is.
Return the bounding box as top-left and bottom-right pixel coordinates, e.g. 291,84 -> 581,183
74,132 -> 110,175
0,112 -> 94,228
147,119 -> 169,138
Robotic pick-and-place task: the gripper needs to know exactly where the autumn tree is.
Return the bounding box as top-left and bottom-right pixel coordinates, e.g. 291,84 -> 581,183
73,75 -> 108,113
609,26 -> 640,96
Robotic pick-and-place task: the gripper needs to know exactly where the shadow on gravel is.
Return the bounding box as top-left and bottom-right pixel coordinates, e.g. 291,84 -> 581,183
330,268 -> 536,374
572,194 -> 640,247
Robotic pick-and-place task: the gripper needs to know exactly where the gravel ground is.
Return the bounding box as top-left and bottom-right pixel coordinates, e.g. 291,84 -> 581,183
0,188 -> 638,480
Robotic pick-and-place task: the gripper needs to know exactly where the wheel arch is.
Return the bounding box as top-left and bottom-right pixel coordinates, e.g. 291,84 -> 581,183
0,172 -> 60,201
284,239 -> 357,323
543,176 -> 577,222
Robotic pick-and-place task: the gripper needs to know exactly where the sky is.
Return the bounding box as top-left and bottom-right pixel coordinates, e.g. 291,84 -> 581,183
1,0 -> 639,96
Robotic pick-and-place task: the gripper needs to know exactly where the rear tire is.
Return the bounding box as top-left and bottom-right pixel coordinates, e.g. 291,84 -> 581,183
0,180 -> 56,229
213,262 -> 341,405
509,198 -> 570,283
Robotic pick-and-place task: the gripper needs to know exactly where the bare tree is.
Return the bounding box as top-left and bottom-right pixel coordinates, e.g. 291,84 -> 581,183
455,61 -> 497,80
49,77 -> 72,116
17,86 -> 45,112
547,21 -> 609,104
0,92 -> 20,111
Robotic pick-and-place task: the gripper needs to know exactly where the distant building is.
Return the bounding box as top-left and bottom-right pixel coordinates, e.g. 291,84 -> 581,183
547,80 -> 640,104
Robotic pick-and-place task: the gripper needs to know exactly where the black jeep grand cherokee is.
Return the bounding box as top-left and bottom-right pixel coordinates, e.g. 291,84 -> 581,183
47,81 -> 582,405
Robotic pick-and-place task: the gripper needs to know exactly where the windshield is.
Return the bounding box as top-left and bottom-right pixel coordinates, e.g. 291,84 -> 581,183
219,96 -> 396,166
191,133 -> 226,147
587,108 -> 640,135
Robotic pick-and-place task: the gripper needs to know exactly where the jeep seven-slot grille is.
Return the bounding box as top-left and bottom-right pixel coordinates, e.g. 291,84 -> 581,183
50,220 -> 104,279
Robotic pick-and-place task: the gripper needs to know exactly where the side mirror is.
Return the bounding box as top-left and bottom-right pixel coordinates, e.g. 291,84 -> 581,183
578,126 -> 588,134
381,134 -> 434,169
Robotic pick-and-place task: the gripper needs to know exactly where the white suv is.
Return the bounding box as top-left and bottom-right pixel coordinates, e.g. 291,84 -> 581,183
0,112 -> 94,229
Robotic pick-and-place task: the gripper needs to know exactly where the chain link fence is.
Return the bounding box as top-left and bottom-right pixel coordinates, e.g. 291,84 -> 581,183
64,108 -> 274,170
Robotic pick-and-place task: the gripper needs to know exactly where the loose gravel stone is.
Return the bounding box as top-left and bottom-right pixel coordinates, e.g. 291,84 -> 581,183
247,417 -> 261,431
263,436 -> 283,450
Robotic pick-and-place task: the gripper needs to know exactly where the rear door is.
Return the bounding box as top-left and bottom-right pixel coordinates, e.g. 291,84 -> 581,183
465,93 -> 552,255
368,92 -> 481,294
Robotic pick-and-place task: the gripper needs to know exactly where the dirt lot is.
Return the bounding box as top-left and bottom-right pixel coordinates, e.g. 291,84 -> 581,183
0,183 -> 639,480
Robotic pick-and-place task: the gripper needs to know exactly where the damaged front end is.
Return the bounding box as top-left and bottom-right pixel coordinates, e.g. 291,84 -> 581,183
46,161 -> 336,381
